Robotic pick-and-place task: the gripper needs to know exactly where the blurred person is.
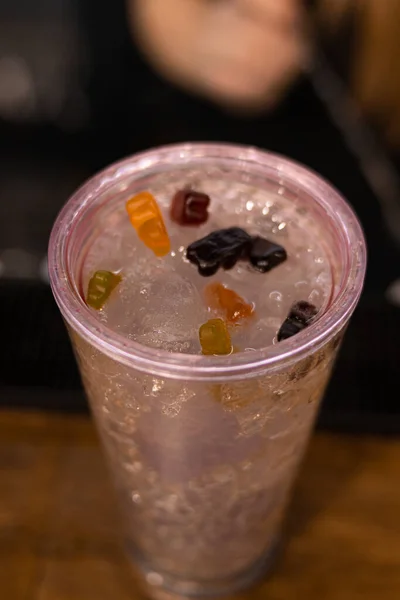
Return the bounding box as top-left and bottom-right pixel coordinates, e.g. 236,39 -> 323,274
129,0 -> 310,111
129,0 -> 400,150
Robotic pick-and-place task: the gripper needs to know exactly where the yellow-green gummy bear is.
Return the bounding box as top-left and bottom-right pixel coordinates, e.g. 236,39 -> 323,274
86,270 -> 122,310
199,318 -> 232,355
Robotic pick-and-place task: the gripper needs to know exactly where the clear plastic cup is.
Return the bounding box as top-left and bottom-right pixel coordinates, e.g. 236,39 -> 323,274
49,143 -> 366,598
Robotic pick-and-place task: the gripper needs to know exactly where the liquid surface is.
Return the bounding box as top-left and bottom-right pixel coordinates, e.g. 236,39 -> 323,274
82,175 -> 332,354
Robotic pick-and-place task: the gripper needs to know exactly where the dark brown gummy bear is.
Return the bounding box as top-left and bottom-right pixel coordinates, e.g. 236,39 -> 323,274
277,300 -> 318,342
186,227 -> 252,276
277,318 -> 306,342
249,236 -> 287,273
171,189 -> 210,225
290,300 -> 318,324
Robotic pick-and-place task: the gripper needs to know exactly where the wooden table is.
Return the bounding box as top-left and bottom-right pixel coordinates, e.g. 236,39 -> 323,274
1,410 -> 399,600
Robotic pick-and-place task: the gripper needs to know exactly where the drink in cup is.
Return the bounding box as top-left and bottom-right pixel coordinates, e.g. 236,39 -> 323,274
49,143 -> 366,598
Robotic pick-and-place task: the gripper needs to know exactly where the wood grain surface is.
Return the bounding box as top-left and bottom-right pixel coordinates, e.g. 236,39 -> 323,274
1,410 -> 399,600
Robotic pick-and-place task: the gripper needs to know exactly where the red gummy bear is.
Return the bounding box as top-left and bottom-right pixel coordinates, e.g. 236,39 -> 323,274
170,189 -> 210,225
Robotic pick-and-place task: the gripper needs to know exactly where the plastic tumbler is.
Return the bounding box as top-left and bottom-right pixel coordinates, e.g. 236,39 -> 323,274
49,143 -> 366,598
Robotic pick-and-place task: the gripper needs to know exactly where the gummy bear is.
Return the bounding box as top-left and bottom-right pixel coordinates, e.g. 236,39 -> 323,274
205,282 -> 254,324
186,227 -> 252,276
171,189 -> 210,225
126,191 -> 170,257
249,236 -> 287,272
86,270 -> 122,310
277,300 -> 318,341
290,300 -> 319,323
199,318 -> 232,355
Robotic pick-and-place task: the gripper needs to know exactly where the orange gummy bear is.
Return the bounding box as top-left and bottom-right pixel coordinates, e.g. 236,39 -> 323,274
126,192 -> 170,257
137,218 -> 171,257
205,282 -> 254,324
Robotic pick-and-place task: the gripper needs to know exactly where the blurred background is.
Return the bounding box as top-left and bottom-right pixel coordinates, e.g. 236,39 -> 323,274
1,0 -> 400,432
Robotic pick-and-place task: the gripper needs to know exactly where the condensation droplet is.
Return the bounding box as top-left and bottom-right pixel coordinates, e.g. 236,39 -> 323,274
151,379 -> 164,394
161,404 -> 181,417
